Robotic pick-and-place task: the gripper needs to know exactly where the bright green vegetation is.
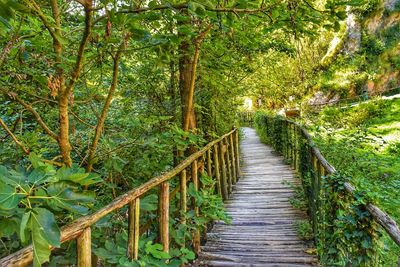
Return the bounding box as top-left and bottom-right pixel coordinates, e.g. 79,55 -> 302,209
306,98 -> 400,264
308,98 -> 400,222
1,0 -> 399,265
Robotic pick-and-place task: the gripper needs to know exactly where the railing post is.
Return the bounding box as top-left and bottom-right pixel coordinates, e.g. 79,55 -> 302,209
213,144 -> 223,198
311,153 -> 319,236
159,182 -> 169,253
294,126 -> 300,172
224,137 -> 233,194
77,227 -> 91,267
180,169 -> 187,248
291,123 -> 295,167
192,160 -> 201,254
207,149 -> 212,178
128,198 -> 140,260
219,141 -> 229,199
234,128 -> 241,178
229,133 -> 237,184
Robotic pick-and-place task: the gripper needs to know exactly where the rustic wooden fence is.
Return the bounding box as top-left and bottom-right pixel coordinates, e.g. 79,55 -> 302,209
0,128 -> 240,267
255,114 -> 400,265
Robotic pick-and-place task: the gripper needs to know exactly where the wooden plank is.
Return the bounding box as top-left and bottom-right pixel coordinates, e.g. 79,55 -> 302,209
200,128 -> 317,266
207,149 -> 212,177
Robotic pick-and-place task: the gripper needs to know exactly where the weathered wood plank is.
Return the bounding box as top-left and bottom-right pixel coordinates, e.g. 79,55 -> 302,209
199,128 -> 317,266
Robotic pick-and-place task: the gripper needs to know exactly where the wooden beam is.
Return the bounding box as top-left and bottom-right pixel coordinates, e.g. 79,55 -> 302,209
234,129 -> 241,178
159,182 -> 169,252
192,160 -> 201,253
77,227 -> 91,267
213,144 -> 222,197
229,133 -> 237,184
128,198 -> 140,260
219,141 -> 229,200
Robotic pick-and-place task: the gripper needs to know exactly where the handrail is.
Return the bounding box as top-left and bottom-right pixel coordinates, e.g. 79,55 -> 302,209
255,115 -> 400,250
0,128 -> 241,266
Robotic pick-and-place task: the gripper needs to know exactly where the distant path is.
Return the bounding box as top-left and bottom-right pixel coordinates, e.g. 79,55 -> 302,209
198,128 -> 318,267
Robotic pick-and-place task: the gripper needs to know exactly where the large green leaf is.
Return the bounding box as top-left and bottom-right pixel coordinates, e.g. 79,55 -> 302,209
31,228 -> 51,267
57,166 -> 101,186
47,182 -> 94,214
140,194 -> 158,211
0,217 -> 19,237
26,208 -> 60,266
20,211 -> 31,243
145,241 -> 170,259
27,167 -> 57,185
30,208 -> 60,247
0,181 -> 23,210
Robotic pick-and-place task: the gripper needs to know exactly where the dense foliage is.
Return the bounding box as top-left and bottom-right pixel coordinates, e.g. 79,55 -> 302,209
250,0 -> 400,109
0,0 -> 359,265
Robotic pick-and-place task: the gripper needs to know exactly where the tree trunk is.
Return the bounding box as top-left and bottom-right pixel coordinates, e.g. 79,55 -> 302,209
86,40 -> 126,172
179,25 -> 212,133
179,40 -> 197,132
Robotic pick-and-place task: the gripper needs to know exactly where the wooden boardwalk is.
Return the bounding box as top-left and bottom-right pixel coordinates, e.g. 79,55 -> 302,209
198,128 -> 318,267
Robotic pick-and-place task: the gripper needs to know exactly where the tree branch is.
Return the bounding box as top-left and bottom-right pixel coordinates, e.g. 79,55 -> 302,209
2,90 -> 58,140
65,0 -> 94,96
0,117 -> 64,166
85,35 -> 129,172
0,117 -> 29,154
183,24 -> 212,131
27,0 -> 60,44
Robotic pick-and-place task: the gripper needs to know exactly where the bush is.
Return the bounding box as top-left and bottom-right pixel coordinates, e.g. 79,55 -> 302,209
361,33 -> 386,57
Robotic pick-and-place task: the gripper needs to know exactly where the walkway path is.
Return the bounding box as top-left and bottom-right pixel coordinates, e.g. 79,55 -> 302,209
198,128 -> 318,267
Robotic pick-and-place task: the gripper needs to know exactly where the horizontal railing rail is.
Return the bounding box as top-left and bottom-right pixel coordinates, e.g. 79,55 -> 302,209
0,128 -> 241,266
254,114 -> 400,264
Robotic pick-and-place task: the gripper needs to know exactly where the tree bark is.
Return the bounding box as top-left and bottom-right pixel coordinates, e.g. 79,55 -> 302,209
179,24 -> 212,133
52,0 -> 93,167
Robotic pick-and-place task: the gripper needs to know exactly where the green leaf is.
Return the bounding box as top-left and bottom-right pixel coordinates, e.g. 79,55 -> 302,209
31,229 -> 51,267
140,194 -> 158,211
0,217 -> 19,237
188,2 -> 206,17
0,0 -> 14,20
27,208 -> 60,266
20,211 -> 31,243
47,182 -> 94,214
0,181 -> 23,210
145,241 -> 171,259
30,208 -> 60,247
58,166 -> 101,186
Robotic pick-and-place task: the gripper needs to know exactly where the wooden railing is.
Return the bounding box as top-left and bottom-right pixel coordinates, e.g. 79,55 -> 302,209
254,115 -> 400,262
0,128 -> 241,266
